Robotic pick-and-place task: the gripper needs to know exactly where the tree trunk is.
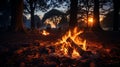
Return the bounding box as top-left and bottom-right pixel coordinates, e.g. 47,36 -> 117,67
86,0 -> 89,30
69,0 -> 78,29
113,0 -> 120,31
30,2 -> 35,30
11,0 -> 25,32
92,0 -> 102,31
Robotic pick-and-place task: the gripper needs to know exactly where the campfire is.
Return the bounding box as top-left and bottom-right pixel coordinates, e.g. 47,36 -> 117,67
14,26 -> 120,67
54,27 -> 87,59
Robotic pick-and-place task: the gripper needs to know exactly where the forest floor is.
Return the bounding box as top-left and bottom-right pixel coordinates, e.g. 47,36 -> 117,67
0,29 -> 120,67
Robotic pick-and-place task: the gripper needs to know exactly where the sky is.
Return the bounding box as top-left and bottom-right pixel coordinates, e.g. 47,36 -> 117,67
25,1 -> 113,23
25,7 -> 67,19
25,1 -> 69,19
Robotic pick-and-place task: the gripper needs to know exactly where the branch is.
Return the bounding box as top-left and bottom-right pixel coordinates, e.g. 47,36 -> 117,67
24,5 -> 31,13
33,0 -> 37,10
26,0 -> 29,3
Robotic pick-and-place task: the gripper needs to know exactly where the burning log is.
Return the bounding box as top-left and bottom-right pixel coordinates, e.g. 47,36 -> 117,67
67,38 -> 85,56
67,38 -> 99,60
67,46 -> 73,56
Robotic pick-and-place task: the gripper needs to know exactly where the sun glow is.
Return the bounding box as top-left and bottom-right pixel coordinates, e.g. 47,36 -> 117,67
88,17 -> 94,27
88,17 -> 93,23
87,16 -> 104,27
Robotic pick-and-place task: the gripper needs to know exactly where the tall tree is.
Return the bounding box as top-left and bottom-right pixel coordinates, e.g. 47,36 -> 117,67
24,0 -> 49,30
25,0 -> 37,30
92,0 -> 102,31
11,0 -> 25,32
113,0 -> 120,31
0,0 -> 8,11
0,0 -> 10,29
69,0 -> 78,28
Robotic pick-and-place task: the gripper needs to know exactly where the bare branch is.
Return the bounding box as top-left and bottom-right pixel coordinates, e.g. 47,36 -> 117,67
33,1 -> 37,10
26,0 -> 29,3
24,4 -> 31,13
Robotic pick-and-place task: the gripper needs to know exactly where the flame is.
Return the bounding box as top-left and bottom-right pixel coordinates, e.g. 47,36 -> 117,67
72,49 -> 81,59
41,30 -> 50,36
83,40 -> 86,50
55,27 -> 86,58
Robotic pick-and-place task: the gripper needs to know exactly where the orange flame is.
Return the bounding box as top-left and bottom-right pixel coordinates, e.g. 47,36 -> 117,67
41,30 -> 50,36
72,49 -> 81,59
55,27 -> 86,58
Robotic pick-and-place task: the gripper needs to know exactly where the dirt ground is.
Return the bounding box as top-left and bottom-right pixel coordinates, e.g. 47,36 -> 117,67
0,30 -> 120,67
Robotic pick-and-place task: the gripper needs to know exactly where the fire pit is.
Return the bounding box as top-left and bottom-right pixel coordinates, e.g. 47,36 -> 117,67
12,27 -> 120,67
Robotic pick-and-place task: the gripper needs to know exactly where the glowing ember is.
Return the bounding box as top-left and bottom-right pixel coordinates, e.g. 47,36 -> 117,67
41,30 -> 50,36
55,27 -> 87,58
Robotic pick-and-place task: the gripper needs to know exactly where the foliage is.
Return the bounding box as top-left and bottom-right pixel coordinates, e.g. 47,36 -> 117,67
24,0 -> 70,14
